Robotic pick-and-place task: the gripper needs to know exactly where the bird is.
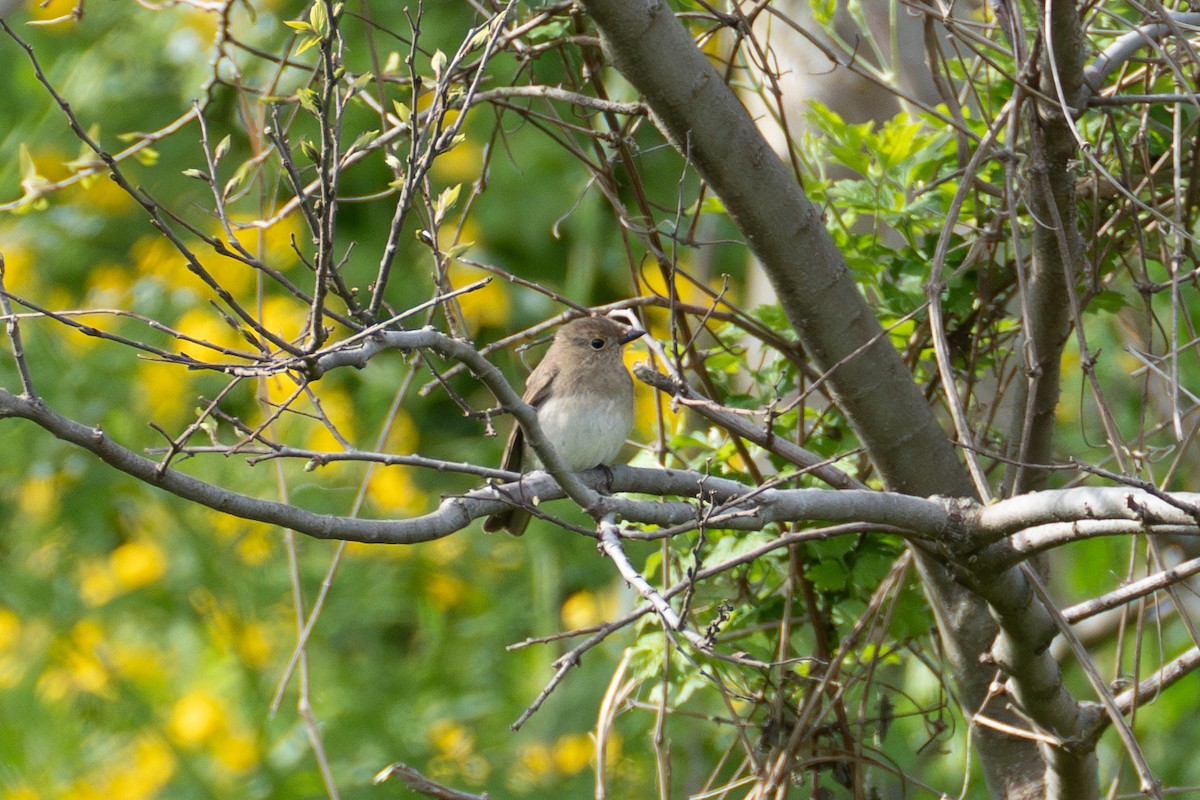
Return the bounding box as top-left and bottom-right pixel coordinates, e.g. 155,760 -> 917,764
483,316 -> 644,535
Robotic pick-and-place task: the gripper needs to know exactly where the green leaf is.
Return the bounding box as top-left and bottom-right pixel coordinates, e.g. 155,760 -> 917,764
806,559 -> 848,592
295,34 -> 321,56
527,20 -> 568,42
347,129 -> 379,154
297,88 -> 318,114
308,2 -> 329,37
1086,290 -> 1128,315
435,183 -> 461,222
213,134 -> 231,162
445,241 -> 473,259
18,143 -> 38,183
430,49 -> 447,78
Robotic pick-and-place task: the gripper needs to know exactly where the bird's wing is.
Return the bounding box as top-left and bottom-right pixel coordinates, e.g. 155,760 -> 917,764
522,361 -> 558,407
498,362 -> 558,473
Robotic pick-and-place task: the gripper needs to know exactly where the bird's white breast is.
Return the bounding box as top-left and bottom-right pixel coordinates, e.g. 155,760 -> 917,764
529,391 -> 633,471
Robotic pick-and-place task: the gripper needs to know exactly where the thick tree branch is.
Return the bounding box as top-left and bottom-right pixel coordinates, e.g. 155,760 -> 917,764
573,1 -> 1046,793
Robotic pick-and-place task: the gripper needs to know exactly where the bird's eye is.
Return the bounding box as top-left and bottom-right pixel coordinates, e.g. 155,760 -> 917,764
590,338 -> 605,350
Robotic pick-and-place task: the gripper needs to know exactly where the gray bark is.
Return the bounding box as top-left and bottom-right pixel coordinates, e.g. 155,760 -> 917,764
576,0 -> 1049,795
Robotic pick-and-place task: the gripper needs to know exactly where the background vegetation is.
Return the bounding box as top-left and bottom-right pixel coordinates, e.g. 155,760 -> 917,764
1,0 -> 1199,798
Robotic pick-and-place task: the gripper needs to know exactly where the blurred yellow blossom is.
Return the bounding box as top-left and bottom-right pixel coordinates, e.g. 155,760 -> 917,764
259,294 -> 307,344
106,737 -> 176,800
0,240 -> 39,295
517,741 -> 556,780
305,386 -> 357,452
639,260 -> 730,308
431,720 -> 474,759
561,590 -> 605,630
78,559 -> 119,607
37,621 -> 111,701
73,173 -> 134,213
427,534 -> 466,565
0,608 -> 22,688
366,466 -> 429,517
0,607 -> 20,651
170,690 -> 225,746
1,784 -> 38,800
85,263 -> 134,305
175,307 -> 248,361
111,642 -> 163,685
225,211 -> 305,269
259,370 -> 303,408
110,540 -> 167,591
17,473 -> 57,520
424,573 -> 469,612
235,622 -> 274,669
136,359 -> 192,423
381,408 -> 420,454
212,728 -> 260,774
629,348 -> 685,441
553,732 -> 594,775
430,129 -> 481,182
131,235 -> 183,282
30,0 -> 78,24
235,525 -> 275,566
429,718 -> 490,783
446,261 -> 509,332
561,587 -> 619,633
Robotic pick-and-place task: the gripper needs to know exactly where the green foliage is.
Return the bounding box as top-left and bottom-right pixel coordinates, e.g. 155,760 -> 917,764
2,0 -> 1200,796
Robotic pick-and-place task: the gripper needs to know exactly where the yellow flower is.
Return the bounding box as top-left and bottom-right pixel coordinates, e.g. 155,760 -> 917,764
561,590 -> 602,630
30,0 -> 78,23
170,691 -> 225,746
131,235 -> 183,281
136,360 -> 192,423
175,307 -> 247,361
0,607 -> 23,652
111,643 -> 161,684
235,525 -> 275,566
110,540 -> 167,591
431,129 -> 482,182
38,621 -> 112,700
1,783 -> 39,800
517,742 -> 556,779
259,294 -> 307,344
0,239 -> 39,295
85,263 -> 134,305
426,536 -> 465,567
305,387 -> 357,452
236,622 -> 274,669
366,466 -> 429,517
223,211 -> 305,270
381,408 -> 420,454
16,473 -> 57,520
73,175 -> 134,214
446,261 -> 509,332
78,559 -> 118,607
430,720 -> 474,759
424,573 -> 469,612
107,737 -> 176,800
553,732 -> 594,775
562,588 -> 620,630
212,729 -> 260,774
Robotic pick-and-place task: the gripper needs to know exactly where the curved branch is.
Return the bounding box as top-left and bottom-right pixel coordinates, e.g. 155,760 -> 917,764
1082,12 -> 1200,103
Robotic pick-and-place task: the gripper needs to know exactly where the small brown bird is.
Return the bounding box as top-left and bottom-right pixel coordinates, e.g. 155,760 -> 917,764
483,316 -> 644,535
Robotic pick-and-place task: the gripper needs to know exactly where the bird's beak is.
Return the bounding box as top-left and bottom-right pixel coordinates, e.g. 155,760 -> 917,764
619,328 -> 645,345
